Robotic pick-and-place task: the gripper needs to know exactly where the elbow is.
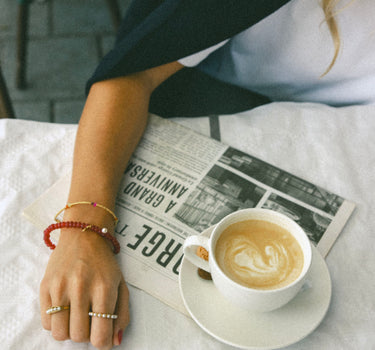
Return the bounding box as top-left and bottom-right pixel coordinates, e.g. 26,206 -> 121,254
89,61 -> 184,98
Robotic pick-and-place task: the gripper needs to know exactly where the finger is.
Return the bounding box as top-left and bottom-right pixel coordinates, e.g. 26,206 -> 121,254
69,292 -> 91,343
90,285 -> 118,350
40,279 -> 52,330
50,286 -> 70,341
113,278 -> 130,346
50,304 -> 70,341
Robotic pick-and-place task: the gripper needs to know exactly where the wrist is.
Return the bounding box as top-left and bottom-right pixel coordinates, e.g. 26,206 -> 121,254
61,203 -> 117,230
58,225 -> 115,254
46,205 -> 120,254
49,198 -> 120,251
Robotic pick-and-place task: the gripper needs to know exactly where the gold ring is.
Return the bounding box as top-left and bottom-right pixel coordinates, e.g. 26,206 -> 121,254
46,305 -> 70,315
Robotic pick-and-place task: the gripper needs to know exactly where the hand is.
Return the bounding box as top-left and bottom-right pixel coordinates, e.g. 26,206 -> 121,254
40,227 -> 129,349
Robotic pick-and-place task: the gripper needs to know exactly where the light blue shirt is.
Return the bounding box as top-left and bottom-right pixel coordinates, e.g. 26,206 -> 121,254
179,0 -> 375,106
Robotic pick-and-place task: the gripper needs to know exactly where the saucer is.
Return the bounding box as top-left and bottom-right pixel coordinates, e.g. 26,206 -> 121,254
179,226 -> 332,349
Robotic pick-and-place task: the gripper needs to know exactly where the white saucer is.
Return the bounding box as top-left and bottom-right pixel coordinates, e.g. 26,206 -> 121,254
179,226 -> 332,349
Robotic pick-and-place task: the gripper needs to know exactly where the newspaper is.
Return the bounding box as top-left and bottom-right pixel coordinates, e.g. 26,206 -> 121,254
23,114 -> 355,315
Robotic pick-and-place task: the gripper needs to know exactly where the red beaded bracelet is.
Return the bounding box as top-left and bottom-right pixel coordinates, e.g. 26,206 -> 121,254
43,221 -> 120,254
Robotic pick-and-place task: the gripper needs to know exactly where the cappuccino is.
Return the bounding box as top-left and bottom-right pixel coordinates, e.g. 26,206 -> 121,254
215,220 -> 304,290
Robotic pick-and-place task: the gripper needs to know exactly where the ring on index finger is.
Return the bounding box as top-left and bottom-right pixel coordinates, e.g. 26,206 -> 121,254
46,305 -> 70,315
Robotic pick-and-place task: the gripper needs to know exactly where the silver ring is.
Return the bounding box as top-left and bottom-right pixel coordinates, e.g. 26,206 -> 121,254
46,305 -> 70,315
88,311 -> 118,319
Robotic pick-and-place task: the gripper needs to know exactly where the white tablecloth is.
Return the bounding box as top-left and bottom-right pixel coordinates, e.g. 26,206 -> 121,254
0,102 -> 374,349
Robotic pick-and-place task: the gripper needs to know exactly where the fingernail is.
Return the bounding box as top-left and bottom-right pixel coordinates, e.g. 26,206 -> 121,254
118,329 -> 123,345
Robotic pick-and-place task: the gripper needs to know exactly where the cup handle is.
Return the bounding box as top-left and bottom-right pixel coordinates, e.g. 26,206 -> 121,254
183,235 -> 211,272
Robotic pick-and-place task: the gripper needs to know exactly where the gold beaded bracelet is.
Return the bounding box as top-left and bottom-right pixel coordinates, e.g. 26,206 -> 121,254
54,201 -> 118,225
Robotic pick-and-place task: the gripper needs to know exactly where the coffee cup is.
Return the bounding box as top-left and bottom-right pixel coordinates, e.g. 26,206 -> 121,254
183,208 -> 312,312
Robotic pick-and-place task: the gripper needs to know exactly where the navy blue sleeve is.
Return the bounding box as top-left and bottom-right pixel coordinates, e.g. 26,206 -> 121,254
86,0 -> 290,117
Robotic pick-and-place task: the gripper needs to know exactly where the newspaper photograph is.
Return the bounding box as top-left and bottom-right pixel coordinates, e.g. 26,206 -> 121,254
23,114 -> 356,314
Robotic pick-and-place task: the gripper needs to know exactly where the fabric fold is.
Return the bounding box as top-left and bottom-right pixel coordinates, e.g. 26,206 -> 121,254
86,0 -> 290,117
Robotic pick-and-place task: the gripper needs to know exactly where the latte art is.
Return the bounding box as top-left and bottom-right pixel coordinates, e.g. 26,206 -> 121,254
215,220 -> 304,290
223,237 -> 295,288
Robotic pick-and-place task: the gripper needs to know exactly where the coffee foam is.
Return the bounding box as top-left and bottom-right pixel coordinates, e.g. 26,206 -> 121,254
215,220 -> 304,290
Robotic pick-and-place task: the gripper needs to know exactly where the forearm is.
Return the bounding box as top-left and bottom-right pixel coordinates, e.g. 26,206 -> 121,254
67,76 -> 151,211
67,61 -> 183,215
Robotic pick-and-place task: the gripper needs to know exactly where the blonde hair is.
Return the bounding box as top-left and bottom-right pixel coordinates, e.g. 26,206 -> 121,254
322,0 -> 356,75
321,0 -> 342,75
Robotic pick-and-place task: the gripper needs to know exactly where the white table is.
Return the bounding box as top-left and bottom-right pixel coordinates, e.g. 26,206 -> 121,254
1,102 -> 374,349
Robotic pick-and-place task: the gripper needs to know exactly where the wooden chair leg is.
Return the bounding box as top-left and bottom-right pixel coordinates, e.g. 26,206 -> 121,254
16,0 -> 30,89
105,0 -> 121,30
0,66 -> 16,119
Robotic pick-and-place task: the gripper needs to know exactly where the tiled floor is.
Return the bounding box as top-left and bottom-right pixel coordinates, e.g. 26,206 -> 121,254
0,0 -> 130,123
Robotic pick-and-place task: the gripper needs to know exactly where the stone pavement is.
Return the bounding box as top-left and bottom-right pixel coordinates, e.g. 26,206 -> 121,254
0,0 -> 130,123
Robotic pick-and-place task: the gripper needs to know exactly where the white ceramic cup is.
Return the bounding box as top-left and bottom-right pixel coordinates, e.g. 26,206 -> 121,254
183,208 -> 312,312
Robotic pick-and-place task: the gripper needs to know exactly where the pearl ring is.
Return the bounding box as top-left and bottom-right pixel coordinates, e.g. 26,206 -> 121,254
46,305 -> 70,315
89,311 -> 118,319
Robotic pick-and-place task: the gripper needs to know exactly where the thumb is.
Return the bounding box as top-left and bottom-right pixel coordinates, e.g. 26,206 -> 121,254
113,278 -> 130,346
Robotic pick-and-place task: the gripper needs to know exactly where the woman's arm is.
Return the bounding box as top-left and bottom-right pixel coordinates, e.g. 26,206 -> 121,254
40,61 -> 183,350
